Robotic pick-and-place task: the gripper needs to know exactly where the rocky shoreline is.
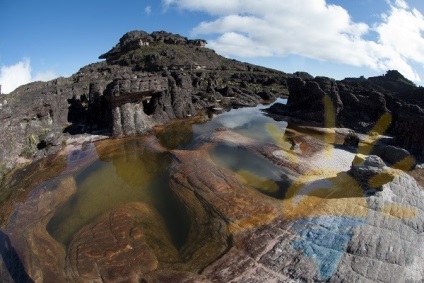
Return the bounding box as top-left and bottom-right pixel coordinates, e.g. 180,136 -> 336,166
0,30 -> 424,282
1,31 -> 423,179
1,32 -> 423,183
0,120 -> 423,282
0,30 -> 291,183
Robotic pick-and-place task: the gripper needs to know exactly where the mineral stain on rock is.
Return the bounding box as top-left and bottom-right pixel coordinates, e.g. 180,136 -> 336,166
1,95 -> 424,282
291,216 -> 365,280
46,140 -> 176,247
1,30 -> 424,282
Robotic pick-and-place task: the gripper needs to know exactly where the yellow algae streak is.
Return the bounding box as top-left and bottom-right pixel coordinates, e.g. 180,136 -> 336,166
392,156 -> 416,171
359,113 -> 392,156
381,204 -> 417,220
369,171 -> 396,189
266,123 -> 299,164
323,95 -> 336,159
265,123 -> 290,148
282,171 -> 368,221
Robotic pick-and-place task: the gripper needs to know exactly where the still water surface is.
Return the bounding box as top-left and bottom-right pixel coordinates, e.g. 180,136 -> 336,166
47,99 -> 288,246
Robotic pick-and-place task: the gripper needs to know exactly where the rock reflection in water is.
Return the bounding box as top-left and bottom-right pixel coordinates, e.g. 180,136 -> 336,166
210,144 -> 291,199
192,99 -> 290,145
155,118 -> 201,150
47,139 -> 183,247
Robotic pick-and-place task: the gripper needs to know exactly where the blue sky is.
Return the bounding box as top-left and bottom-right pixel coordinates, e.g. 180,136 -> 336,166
1,0 -> 424,93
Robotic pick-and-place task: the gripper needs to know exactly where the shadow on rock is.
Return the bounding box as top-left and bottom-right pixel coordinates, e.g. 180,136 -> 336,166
64,96 -> 89,135
0,230 -> 33,283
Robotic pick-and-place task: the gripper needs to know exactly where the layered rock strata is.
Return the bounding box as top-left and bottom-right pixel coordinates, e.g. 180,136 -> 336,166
0,126 -> 422,282
267,71 -> 424,158
0,30 -> 288,180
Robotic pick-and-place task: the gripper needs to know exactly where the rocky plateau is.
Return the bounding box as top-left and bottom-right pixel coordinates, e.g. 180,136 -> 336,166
0,30 -> 423,282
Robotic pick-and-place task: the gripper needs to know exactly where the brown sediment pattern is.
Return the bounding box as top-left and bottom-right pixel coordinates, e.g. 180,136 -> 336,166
0,124 -> 423,282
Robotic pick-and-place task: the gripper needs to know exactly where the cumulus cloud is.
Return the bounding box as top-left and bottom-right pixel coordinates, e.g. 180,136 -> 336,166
164,0 -> 424,82
393,0 -> 409,9
0,58 -> 56,94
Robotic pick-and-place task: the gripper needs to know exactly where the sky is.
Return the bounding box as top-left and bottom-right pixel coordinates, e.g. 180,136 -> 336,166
1,0 -> 424,93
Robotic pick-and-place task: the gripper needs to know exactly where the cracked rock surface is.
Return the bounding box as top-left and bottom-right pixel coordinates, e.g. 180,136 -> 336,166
0,125 -> 423,282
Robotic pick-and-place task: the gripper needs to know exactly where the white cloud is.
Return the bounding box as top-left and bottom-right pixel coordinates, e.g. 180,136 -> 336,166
393,0 -> 409,9
145,5 -> 152,15
34,70 -> 57,82
376,4 -> 424,79
0,58 -> 56,94
164,0 -> 424,82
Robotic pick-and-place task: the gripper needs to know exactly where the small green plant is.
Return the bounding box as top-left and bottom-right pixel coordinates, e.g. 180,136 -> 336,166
20,134 -> 40,158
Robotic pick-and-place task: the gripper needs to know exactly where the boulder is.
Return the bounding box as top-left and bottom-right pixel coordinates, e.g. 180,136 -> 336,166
372,145 -> 416,169
286,77 -> 343,124
350,154 -> 396,190
343,130 -> 360,147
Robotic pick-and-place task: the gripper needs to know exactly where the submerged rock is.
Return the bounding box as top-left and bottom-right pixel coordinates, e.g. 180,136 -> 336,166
66,203 -> 171,282
0,125 -> 423,282
1,177 -> 77,282
1,30 -> 424,282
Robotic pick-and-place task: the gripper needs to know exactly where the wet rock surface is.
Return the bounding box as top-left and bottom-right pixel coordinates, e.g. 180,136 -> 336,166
0,123 -> 423,282
0,30 -> 289,181
2,177 -> 77,282
1,31 -> 424,283
66,203 -> 169,282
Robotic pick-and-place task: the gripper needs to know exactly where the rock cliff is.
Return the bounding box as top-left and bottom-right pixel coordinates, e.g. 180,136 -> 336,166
3,30 -> 423,183
0,30 -> 289,180
1,30 -> 424,281
267,71 -> 424,159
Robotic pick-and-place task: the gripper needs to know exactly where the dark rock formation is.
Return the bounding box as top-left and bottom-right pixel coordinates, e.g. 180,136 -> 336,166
267,71 -> 424,158
0,30 -> 290,181
391,103 -> 424,158
285,76 -> 343,124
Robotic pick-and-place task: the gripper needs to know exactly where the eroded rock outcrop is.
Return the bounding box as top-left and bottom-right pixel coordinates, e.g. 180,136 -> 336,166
103,74 -> 168,136
391,103 -> 424,157
1,30 -> 424,283
0,30 -> 289,181
285,77 -> 343,124
267,71 -> 424,158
